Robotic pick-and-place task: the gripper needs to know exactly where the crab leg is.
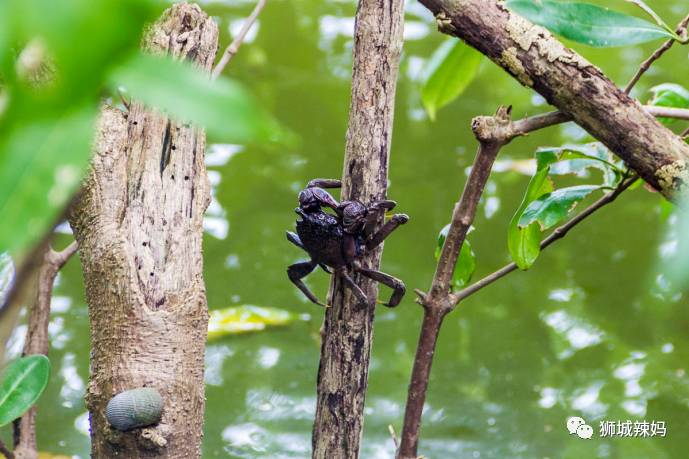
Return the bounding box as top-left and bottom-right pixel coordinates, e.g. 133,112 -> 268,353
286,231 -> 333,273
287,260 -> 326,307
286,231 -> 304,249
366,213 -> 409,251
356,267 -> 406,307
338,269 -> 370,305
307,178 -> 342,189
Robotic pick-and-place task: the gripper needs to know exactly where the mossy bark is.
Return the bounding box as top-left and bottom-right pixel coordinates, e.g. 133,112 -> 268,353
420,0 -> 689,199
311,1 -> 404,458
68,4 -> 217,457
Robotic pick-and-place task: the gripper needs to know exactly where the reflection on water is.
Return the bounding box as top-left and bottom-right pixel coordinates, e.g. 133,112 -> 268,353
14,0 -> 689,457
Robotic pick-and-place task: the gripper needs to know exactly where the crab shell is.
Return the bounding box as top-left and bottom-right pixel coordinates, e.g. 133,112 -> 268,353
105,387 -> 163,431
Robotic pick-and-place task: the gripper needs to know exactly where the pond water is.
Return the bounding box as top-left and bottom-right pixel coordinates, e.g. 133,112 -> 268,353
7,0 -> 689,457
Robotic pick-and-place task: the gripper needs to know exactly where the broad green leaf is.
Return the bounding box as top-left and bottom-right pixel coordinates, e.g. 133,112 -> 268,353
508,167 -> 553,270
436,224 -> 476,289
649,83 -> 689,125
421,39 -> 482,120
0,106 -> 96,254
454,239 -> 476,289
505,0 -> 675,47
0,1 -> 9,76
208,305 -> 295,340
0,355 -> 51,426
109,53 -> 287,144
625,0 -> 676,36
6,0 -> 158,95
535,143 -> 622,186
519,185 -> 601,230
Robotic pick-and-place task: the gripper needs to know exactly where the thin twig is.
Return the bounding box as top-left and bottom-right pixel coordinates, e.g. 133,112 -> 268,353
398,106 -> 640,458
681,125 -> 689,139
0,438 -> 14,459
398,107 -> 512,459
211,0 -> 267,79
509,105 -> 689,139
453,176 -> 638,304
646,106 -> 689,120
13,240 -> 78,457
388,424 -> 399,451
624,13 -> 689,94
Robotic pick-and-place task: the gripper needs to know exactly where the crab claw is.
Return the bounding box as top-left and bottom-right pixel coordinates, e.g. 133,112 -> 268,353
369,200 -> 397,212
298,187 -> 340,212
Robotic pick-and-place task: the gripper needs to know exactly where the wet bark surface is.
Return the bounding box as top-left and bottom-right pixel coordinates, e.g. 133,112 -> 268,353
311,0 -> 404,458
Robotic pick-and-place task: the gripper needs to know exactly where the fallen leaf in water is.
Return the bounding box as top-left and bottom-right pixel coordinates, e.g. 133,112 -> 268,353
207,305 -> 295,340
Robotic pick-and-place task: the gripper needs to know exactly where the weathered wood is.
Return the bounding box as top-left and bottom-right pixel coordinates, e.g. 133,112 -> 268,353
311,0 -> 404,458
419,0 -> 689,199
68,4 -> 217,457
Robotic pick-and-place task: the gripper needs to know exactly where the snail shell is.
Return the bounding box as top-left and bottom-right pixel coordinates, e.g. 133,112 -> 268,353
106,387 -> 163,431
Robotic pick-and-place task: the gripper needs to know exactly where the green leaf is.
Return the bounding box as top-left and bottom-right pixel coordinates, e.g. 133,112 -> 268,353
508,167 -> 553,270
6,0 -> 159,95
421,39 -> 482,120
207,305 -> 295,340
505,0 -> 675,47
0,106 -> 96,254
436,224 -> 476,289
519,185 -> 601,230
625,0 -> 677,36
0,355 -> 51,426
649,83 -> 689,125
109,53 -> 288,144
535,143 -> 622,186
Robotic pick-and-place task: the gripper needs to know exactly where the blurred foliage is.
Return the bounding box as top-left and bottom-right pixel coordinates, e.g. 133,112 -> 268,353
420,39 -> 482,121
0,0 -> 283,258
0,354 -> 51,426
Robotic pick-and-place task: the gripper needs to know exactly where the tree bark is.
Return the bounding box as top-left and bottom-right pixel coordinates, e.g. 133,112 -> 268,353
311,0 -> 404,458
419,0 -> 689,200
68,4 -> 217,457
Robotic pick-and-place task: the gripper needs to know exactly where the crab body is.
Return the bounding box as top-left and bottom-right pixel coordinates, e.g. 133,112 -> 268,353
295,208 -> 350,268
287,178 -> 408,308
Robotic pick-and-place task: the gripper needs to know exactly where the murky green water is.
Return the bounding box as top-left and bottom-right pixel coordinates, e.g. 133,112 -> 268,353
7,0 -> 689,457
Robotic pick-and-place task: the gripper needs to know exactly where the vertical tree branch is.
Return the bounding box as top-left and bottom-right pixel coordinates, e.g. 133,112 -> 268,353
12,242 -> 77,459
311,1 -> 404,458
68,4 -> 217,457
397,107 -> 512,459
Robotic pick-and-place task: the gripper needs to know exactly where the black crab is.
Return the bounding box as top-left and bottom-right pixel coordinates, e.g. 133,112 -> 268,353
286,178 -> 409,307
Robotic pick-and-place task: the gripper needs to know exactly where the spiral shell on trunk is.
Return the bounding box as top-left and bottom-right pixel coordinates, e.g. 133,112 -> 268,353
106,387 -> 163,431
